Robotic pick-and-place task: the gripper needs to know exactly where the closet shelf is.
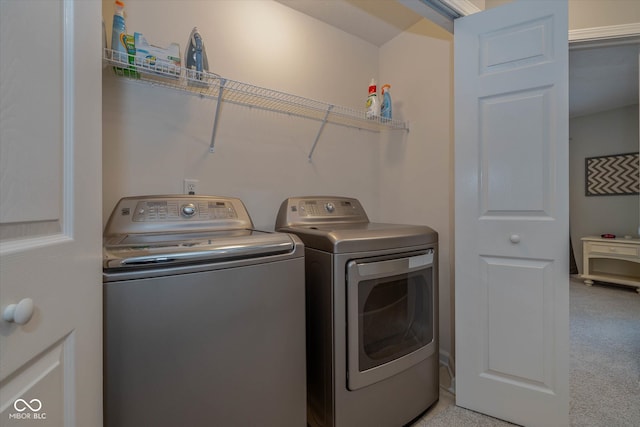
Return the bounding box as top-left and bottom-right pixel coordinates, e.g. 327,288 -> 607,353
104,48 -> 409,157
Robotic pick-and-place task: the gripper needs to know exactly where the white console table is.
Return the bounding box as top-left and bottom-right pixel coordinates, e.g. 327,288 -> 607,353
581,236 -> 640,293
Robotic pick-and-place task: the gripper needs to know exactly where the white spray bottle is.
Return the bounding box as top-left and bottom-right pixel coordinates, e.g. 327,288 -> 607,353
111,0 -> 126,56
365,78 -> 379,119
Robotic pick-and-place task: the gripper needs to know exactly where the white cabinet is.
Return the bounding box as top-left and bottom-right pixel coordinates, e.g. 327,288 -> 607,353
581,236 -> 640,292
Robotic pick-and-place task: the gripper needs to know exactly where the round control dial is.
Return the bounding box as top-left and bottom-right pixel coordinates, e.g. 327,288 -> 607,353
181,203 -> 197,217
325,202 -> 335,213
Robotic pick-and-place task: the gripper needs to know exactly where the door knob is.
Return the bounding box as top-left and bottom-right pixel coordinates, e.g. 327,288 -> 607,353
3,298 -> 35,325
510,234 -> 521,244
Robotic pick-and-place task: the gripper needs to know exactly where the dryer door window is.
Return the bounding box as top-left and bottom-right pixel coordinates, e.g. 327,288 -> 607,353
346,250 -> 436,391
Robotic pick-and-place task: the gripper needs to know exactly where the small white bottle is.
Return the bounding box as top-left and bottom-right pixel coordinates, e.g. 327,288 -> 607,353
365,78 -> 379,119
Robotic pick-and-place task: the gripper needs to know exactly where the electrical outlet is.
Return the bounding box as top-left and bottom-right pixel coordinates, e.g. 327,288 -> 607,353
183,179 -> 198,195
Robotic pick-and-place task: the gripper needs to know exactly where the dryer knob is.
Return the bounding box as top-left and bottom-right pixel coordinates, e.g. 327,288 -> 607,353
181,203 -> 196,217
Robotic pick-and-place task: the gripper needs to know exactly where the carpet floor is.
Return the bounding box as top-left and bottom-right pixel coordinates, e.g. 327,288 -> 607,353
569,280 -> 640,426
412,278 -> 640,426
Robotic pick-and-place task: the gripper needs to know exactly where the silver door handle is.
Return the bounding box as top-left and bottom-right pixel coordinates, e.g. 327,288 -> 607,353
356,253 -> 432,278
510,234 -> 521,244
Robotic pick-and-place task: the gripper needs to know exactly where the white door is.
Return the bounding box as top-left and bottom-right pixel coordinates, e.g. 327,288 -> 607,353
0,1 -> 102,426
454,1 -> 569,426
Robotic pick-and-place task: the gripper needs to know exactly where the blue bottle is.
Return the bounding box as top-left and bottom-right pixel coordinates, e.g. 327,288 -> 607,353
111,0 -> 126,58
381,84 -> 392,121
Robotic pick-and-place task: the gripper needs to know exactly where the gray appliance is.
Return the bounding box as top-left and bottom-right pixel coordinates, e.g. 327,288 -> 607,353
103,195 -> 306,427
275,196 -> 439,427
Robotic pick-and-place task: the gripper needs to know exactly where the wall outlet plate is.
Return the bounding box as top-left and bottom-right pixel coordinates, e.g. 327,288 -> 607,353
183,179 -> 198,194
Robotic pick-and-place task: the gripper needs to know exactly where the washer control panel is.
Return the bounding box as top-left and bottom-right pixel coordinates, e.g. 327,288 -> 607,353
131,199 -> 237,222
104,195 -> 252,236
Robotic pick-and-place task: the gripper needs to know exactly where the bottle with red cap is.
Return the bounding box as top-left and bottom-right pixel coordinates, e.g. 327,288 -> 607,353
365,78 -> 379,119
111,0 -> 127,56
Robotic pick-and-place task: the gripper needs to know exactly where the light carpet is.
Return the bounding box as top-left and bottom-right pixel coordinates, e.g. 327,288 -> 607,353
569,280 -> 640,426
412,403 -> 516,426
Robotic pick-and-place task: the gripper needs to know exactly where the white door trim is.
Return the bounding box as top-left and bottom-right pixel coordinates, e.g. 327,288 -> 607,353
434,0 -> 640,47
569,23 -> 640,49
443,0 -> 482,16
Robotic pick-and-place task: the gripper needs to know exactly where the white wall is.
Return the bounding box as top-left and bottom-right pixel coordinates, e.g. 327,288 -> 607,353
569,105 -> 639,271
379,20 -> 454,363
568,0 -> 640,30
103,0 -> 381,231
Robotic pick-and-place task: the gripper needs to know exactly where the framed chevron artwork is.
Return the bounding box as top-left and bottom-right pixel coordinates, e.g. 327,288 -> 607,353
585,152 -> 639,196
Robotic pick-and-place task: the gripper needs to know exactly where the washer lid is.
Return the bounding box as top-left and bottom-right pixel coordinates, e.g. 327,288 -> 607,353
103,229 -> 295,269
103,195 -> 296,270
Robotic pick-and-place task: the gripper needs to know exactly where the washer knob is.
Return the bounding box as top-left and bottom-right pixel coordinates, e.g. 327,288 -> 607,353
181,203 -> 196,217
325,202 -> 335,213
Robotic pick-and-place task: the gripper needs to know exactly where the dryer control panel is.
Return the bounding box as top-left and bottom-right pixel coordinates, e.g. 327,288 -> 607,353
275,196 -> 369,227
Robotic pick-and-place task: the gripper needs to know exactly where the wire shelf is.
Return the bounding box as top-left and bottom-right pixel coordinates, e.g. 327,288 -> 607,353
103,48 -> 408,156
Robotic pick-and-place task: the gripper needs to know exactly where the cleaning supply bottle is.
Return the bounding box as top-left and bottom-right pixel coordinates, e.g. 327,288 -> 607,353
110,1 -> 137,77
365,78 -> 379,119
110,0 -> 127,59
381,84 -> 392,121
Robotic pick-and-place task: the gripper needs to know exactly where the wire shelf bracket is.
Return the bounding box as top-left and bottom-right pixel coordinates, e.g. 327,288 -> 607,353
210,78 -> 227,153
308,105 -> 334,161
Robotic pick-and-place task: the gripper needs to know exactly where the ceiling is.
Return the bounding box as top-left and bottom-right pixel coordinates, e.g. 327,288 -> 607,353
276,0 -> 639,118
569,44 -> 639,118
275,0 -> 423,47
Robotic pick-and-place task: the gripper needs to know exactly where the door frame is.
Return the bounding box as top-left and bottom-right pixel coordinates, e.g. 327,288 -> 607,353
402,0 -> 640,49
569,23 -> 640,49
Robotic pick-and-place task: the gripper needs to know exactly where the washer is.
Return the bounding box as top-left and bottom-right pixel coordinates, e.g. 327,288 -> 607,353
275,196 -> 439,427
103,195 -> 306,427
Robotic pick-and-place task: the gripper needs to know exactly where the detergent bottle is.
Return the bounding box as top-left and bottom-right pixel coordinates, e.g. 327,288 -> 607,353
365,78 -> 379,119
381,84 -> 392,121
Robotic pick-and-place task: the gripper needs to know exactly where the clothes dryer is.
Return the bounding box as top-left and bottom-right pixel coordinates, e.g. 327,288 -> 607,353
275,196 -> 439,427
